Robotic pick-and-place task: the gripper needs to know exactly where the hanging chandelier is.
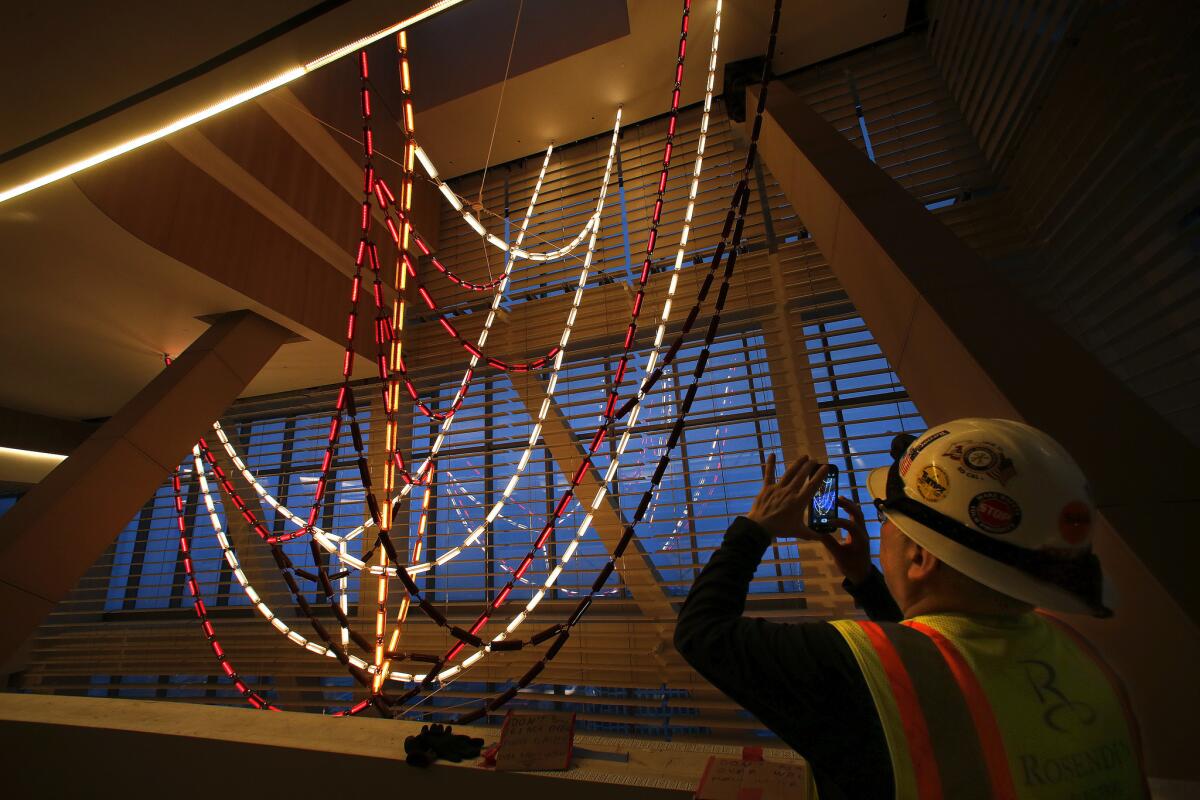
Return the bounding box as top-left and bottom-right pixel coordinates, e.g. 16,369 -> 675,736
167,0 -> 786,720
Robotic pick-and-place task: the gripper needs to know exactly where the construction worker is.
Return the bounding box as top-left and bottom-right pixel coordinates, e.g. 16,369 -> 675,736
675,418 -> 1148,798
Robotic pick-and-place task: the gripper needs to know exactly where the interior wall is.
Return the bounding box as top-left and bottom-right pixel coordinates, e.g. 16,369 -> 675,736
923,0 -> 1200,778
927,0 -> 1200,445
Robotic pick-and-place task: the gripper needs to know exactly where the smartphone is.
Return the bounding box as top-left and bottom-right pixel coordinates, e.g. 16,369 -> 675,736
808,464 -> 839,534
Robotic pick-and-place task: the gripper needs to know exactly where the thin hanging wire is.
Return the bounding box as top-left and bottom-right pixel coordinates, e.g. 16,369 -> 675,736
477,0 -> 525,207
473,0 -> 525,288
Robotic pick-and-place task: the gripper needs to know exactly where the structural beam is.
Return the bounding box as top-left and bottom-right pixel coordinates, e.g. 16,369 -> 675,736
508,373 -> 677,629
257,88 -> 443,250
0,407 -> 97,456
168,128 -> 355,278
74,143 -> 378,357
749,81 -> 1200,621
0,310 -> 292,664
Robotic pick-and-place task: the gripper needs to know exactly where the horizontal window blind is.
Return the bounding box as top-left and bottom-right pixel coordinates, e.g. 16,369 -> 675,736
783,33 -> 994,204
927,0 -> 1200,444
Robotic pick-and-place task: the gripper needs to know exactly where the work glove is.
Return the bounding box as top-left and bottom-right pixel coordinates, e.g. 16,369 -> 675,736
404,726 -> 439,768
427,723 -> 485,762
404,723 -> 485,767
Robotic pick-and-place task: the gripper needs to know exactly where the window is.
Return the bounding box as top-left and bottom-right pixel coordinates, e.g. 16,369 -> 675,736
803,314 -> 925,557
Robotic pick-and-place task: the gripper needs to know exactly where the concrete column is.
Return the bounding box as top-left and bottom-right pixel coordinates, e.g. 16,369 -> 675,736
0,310 -> 292,664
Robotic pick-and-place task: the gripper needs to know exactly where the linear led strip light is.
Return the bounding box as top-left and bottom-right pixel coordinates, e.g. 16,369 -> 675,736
414,144 -> 598,263
0,0 -> 465,206
208,113 -> 619,562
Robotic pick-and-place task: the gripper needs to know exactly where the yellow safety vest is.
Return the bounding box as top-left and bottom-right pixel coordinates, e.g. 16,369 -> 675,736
830,612 -> 1148,799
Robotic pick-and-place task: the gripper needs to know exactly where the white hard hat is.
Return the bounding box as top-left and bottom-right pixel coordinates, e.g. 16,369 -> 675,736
867,418 -> 1113,617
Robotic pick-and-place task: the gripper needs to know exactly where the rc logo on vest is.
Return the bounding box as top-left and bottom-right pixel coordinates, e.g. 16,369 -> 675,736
1020,659 -> 1096,733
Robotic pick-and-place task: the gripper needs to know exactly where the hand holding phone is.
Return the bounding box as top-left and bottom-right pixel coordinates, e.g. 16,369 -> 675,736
818,496 -> 873,585
746,455 -> 831,540
807,465 -> 839,534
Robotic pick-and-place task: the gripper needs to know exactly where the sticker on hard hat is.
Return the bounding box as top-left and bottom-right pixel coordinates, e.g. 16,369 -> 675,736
899,429 -> 950,476
916,465 -> 950,502
968,492 -> 1022,534
1058,501 -> 1092,544
943,441 -> 1017,485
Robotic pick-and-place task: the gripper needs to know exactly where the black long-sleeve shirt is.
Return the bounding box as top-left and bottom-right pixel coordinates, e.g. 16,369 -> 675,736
674,516 -> 903,799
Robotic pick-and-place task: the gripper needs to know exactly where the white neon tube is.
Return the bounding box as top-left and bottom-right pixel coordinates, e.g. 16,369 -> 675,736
190,445 -> 423,684
413,143 -> 599,263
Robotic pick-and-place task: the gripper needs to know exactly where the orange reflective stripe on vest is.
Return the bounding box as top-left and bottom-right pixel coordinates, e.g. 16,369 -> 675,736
832,614 -> 1147,799
856,621 -> 944,799
905,620 -> 1018,799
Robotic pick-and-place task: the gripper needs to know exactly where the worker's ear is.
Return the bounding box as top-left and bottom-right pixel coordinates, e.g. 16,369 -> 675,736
906,541 -> 939,584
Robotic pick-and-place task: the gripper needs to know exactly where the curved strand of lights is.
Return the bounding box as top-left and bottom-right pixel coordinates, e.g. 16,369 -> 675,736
208,62 -> 739,690
368,0 -> 726,686
375,194 -> 564,375
427,3 -> 713,668
206,112 -> 620,676
373,31 -> 419,694
172,465 -> 279,710
445,0 -> 781,718
359,110 -> 622,575
440,467 -> 620,597
191,443 -> 432,685
210,111 -> 622,570
206,141 -> 558,548
413,143 -> 598,263
379,461 -> 435,686
267,50 -> 382,548
362,141 -> 558,453
223,0 -> 720,586
196,440 -> 409,719
431,0 -> 723,666
195,0 -> 768,718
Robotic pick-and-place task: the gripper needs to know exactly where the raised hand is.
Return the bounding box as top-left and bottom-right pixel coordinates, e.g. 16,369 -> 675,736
745,454 -> 830,540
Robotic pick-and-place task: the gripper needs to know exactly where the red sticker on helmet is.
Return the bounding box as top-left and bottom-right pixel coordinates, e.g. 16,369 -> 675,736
1058,501 -> 1092,544
968,492 -> 1022,535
